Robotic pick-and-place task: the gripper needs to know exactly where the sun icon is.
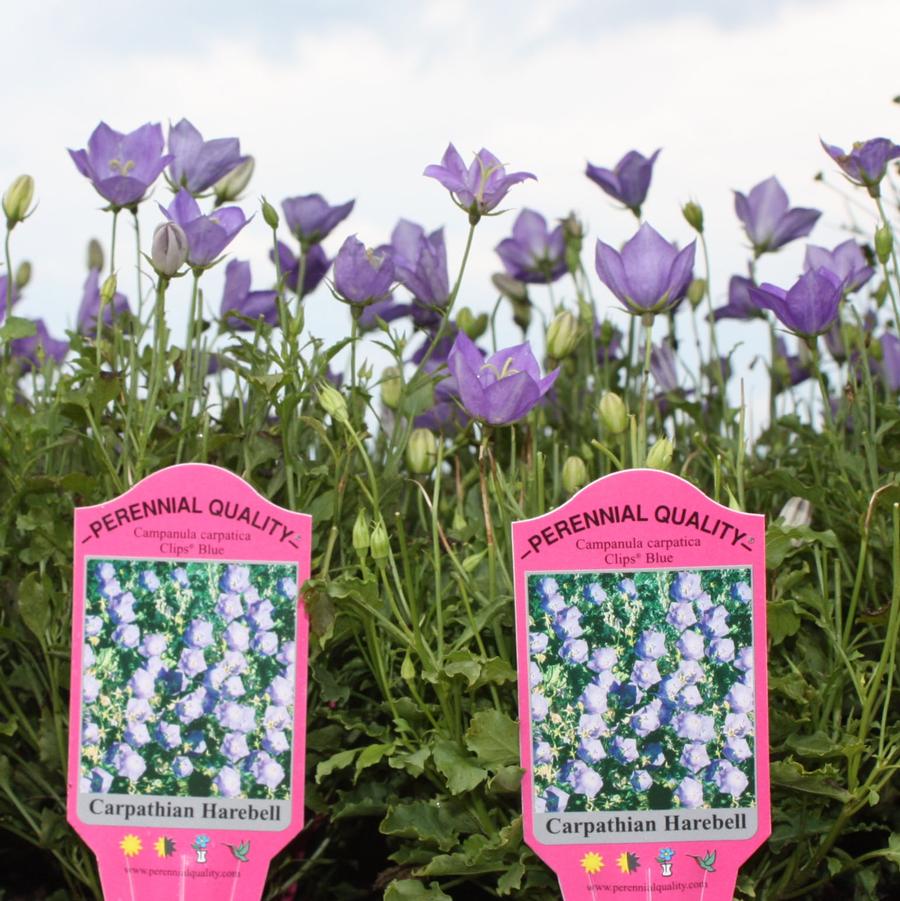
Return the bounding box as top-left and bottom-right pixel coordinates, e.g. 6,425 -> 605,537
119,834 -> 143,858
617,851 -> 640,874
154,836 -> 176,858
580,852 -> 604,875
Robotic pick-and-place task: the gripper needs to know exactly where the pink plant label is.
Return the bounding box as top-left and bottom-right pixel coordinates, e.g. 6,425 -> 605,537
67,464 -> 312,901
512,470 -> 769,900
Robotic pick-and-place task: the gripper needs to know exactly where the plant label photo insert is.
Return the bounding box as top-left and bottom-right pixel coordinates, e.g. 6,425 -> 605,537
66,464 -> 312,901
512,469 -> 769,900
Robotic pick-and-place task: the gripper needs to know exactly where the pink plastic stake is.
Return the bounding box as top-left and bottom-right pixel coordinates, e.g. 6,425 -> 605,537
67,464 -> 312,901
512,470 -> 769,901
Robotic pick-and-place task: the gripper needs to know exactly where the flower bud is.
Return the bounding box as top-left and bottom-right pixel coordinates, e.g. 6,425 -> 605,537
214,157 -> 255,205
562,455 -> 589,494
151,222 -> 189,277
562,212 -> 584,273
14,261 -> 31,290
3,174 -> 34,227
381,366 -> 402,409
875,224 -> 893,265
457,306 -> 488,340
406,428 -> 438,474
492,272 -> 528,304
687,278 -> 707,309
599,392 -> 628,435
452,507 -> 466,532
512,298 -> 532,333
645,437 -> 674,471
682,200 -> 704,233
546,310 -> 579,359
777,496 -> 812,529
87,238 -> 104,273
318,383 -> 349,423
261,197 -> 280,230
352,509 -> 370,556
100,273 -> 118,306
370,520 -> 390,563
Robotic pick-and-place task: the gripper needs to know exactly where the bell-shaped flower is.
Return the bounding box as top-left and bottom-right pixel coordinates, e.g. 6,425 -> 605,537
168,118 -> 248,195
749,268 -> 843,338
713,275 -> 762,322
159,188 -> 247,268
594,223 -> 695,316
281,193 -> 354,246
804,240 -> 873,294
77,269 -> 130,336
447,332 -> 559,425
220,259 -> 278,330
69,122 -> 173,209
734,176 -> 820,255
495,209 -> 567,284
585,148 -> 660,216
821,137 -> 900,192
333,235 -> 394,304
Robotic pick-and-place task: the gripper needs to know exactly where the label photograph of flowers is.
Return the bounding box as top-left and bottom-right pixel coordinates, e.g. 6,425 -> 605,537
79,558 -> 299,801
529,568 -> 755,814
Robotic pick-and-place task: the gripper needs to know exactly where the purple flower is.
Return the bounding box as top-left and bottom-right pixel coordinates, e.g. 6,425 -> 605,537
220,702 -> 257,733
99,578 -> 122,599
700,605 -> 730,639
222,676 -> 245,699
560,638 -> 589,665
631,660 -> 662,690
675,776 -> 704,808
252,754 -> 286,791
82,721 -> 100,745
263,705 -> 291,732
214,766 -> 243,798
277,641 -> 296,667
579,683 -> 609,714
139,570 -> 160,592
618,578 -> 638,599
631,770 -> 653,792
544,786 -> 569,812
650,340 -> 679,394
247,599 -> 274,631
82,644 -> 95,669
186,731 -> 208,754
676,660 -> 706,686
69,122 -> 173,209
584,583 -> 607,606
424,143 -> 535,221
178,647 -> 207,678
215,593 -> 243,624
822,137 -> 900,192
263,730 -> 290,755
680,742 -> 711,773
217,565 -> 249,595
710,760 -> 749,798
805,240 -> 873,294
333,235 -> 394,304
448,332 -> 559,426
495,209 -> 567,284
224,621 -> 250,652
272,241 -> 330,298
89,767 -> 114,793
222,731 -> 251,763
160,188 -> 247,268
173,756 -> 193,778
666,601 -> 697,631
282,194 -> 354,246
124,723 -> 150,747
631,701 -> 662,737
680,685 -> 703,707
531,691 -> 549,723
9,317 -> 69,369
587,647 -> 617,672
176,688 -> 209,724
223,650 -> 249,675
577,737 -> 607,765
585,148 -> 660,216
118,751 -> 146,781
125,698 -> 152,724
674,712 -> 715,742
595,223 -> 695,315
108,592 -> 136,624
579,713 -> 610,737
642,742 -> 666,769
734,176 -> 820,255
220,259 -> 278,330
267,675 -> 294,706
565,760 -> 603,798
277,577 -> 297,599
880,333 -> 900,392
774,336 -> 812,392
168,119 -> 248,195
714,275 -> 763,322
113,624 -> 140,649
553,606 -> 584,639
540,591 -> 566,614
725,737 -> 752,763
735,647 -> 754,673
635,630 -> 666,660
670,571 -> 702,602
157,722 -> 182,750
529,661 -> 543,688
128,668 -> 156,699
386,219 -> 450,308
172,567 -> 190,588
184,619 -> 214,650
252,631 -> 279,657
530,631 -> 549,655
610,736 -> 639,765
534,739 -> 552,765
709,638 -> 735,663
538,577 -> 559,597
76,268 -> 131,337
732,581 -> 752,604
204,663 -> 227,692
749,268 -> 843,338
726,682 -> 754,714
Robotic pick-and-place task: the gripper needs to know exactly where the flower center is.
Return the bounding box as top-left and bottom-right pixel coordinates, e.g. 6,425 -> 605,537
480,356 -> 520,380
108,158 -> 136,175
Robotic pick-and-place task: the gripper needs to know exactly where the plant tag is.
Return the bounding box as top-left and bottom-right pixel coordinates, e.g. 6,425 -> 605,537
67,464 -> 312,900
512,470 -> 769,900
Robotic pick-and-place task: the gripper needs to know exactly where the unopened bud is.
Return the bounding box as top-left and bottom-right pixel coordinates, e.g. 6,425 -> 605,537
358,360 -> 374,382
599,392 -> 628,435
318,383 -> 349,423
370,520 -> 390,563
15,261 -> 31,290
646,437 -> 674,470
875,224 -> 893,265
687,278 -> 707,309
452,508 -> 466,532
261,197 -> 280,230
457,306 -> 488,340
562,212 -> 584,273
214,157 -> 255,205
492,272 -> 528,304
406,428 -> 438,474
87,239 -> 104,273
100,273 -> 118,306
546,310 -> 579,359
151,222 -> 189,277
3,174 -> 34,226
778,496 -> 812,529
352,509 -> 370,556
512,298 -> 532,333
682,200 -> 704,233
562,455 -> 589,494
381,366 -> 402,409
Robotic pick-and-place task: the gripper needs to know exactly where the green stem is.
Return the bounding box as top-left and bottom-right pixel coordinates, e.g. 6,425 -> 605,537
874,196 -> 900,328
637,315 -> 654,464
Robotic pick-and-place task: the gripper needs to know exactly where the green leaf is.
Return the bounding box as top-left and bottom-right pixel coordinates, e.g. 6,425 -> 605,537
770,758 -> 852,802
18,572 -> 50,639
355,742 -> 395,780
465,710 -> 519,768
433,740 -> 487,794
384,879 -> 451,901
768,599 -> 802,644
380,800 -> 478,851
766,522 -> 838,568
0,316 -> 37,341
487,766 -> 524,794
785,731 -> 864,759
315,747 -> 360,782
497,860 -> 526,895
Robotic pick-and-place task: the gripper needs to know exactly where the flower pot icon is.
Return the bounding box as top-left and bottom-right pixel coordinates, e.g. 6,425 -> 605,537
657,848 -> 675,877
192,834 -> 210,864
660,860 -> 673,877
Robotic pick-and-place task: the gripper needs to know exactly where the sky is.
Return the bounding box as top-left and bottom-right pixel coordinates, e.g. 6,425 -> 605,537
1,0 -> 898,413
